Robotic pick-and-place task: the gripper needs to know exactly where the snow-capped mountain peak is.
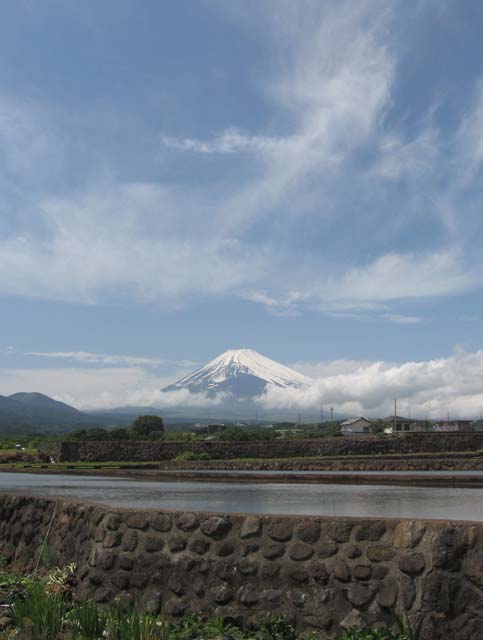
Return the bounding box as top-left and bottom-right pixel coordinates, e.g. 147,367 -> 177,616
163,348 -> 312,399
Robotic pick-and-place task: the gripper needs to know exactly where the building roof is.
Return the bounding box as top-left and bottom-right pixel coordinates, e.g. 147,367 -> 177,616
383,415 -> 415,424
340,417 -> 371,426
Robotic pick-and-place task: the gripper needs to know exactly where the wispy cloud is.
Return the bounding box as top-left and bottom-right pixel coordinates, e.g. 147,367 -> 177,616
248,250 -> 474,317
372,128 -> 439,181
0,1 -> 481,321
161,129 -> 282,155
24,351 -> 196,368
316,250 -> 477,310
0,346 -> 15,355
239,290 -> 302,317
0,367 -> 155,410
0,366 -> 225,411
0,182 -> 269,305
382,314 -> 422,325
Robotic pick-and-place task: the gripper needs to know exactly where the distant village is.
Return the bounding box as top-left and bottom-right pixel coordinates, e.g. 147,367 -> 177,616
338,415 -> 476,436
193,413 -> 480,441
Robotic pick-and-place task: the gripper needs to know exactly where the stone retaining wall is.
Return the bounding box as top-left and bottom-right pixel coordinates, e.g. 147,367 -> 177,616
50,432 -> 483,463
1,493 -> 483,639
160,455 -> 483,472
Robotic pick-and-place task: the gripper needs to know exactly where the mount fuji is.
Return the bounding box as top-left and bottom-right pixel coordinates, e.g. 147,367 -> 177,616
162,348 -> 312,401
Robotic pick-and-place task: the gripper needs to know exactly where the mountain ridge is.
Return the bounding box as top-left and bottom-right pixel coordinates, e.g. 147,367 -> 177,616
0,392 -> 89,435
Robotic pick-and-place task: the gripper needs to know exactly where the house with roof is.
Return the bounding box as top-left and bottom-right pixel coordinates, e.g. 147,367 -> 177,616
383,415 -> 425,434
340,417 -> 372,435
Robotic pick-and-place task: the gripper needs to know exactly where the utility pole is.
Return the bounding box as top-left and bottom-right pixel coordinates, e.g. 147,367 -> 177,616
393,398 -> 397,434
320,405 -> 324,425
330,407 -> 334,422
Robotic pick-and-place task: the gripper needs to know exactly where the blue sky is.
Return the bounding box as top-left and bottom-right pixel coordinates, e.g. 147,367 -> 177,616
1,0 -> 483,416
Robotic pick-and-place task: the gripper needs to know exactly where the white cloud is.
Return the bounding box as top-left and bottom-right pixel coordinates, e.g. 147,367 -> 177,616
161,129 -> 282,155
166,1 -> 395,239
0,366 -> 220,411
24,351 -> 188,368
0,367 -> 153,410
289,359 -> 379,379
239,290 -> 302,317
128,388 -> 228,411
317,250 -> 476,309
373,129 -> 439,181
455,80 -> 483,185
258,348 -> 483,419
0,346 -> 15,355
249,249 -> 474,318
382,314 -> 422,324
0,183 -> 269,305
374,79 -> 483,241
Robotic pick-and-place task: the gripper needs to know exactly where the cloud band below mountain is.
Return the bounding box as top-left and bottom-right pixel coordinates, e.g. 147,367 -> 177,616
257,348 -> 483,419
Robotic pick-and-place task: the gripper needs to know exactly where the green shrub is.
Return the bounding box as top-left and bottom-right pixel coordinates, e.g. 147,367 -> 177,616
255,614 -> 296,640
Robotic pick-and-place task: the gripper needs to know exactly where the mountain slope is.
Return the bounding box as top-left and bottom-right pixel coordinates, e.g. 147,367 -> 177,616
163,348 -> 312,399
10,392 -> 84,419
0,395 -> 32,417
0,393 -> 89,434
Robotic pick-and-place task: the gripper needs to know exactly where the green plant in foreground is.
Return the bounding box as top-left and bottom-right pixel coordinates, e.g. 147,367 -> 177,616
343,630 -> 404,639
0,570 -> 35,591
45,563 -> 77,597
341,615 -> 423,640
255,614 -> 297,640
12,582 -> 65,640
4,567 -> 424,640
106,606 -> 163,640
169,613 -> 209,640
204,615 -> 247,640
67,600 -> 107,639
393,612 -> 424,640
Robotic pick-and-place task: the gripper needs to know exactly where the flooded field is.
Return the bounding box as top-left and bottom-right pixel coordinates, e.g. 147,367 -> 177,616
1,472 -> 482,521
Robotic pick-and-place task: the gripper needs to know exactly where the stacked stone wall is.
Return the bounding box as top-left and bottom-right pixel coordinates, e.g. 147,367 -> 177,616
1,493 -> 483,639
51,431 -> 483,463
161,455 -> 483,472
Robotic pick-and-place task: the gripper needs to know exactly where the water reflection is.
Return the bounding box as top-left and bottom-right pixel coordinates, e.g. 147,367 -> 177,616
0,472 -> 482,521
